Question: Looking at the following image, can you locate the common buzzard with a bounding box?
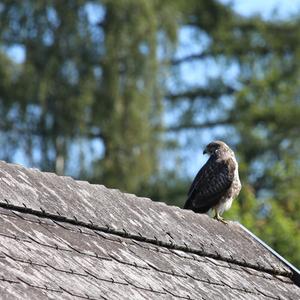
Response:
[184,141,241,223]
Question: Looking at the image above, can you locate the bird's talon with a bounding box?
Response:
[220,219,228,225]
[213,214,228,225]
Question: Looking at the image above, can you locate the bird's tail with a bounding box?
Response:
[183,197,210,213]
[183,198,192,209]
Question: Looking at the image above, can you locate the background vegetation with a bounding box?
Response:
[0,0,299,267]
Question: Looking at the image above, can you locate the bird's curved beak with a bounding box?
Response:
[203,148,207,155]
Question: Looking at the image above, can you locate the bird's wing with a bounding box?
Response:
[184,156,235,212]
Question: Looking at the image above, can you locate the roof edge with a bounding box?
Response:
[237,222,300,287]
[0,200,293,280]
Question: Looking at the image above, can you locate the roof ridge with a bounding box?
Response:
[1,161,171,211]
[0,200,292,280]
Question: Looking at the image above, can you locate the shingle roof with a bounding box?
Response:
[0,160,299,300]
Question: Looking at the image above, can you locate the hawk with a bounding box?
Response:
[184,141,241,224]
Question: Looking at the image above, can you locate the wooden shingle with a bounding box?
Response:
[0,161,299,299]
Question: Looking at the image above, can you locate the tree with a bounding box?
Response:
[90,0,178,191]
[0,1,96,174]
[0,0,178,191]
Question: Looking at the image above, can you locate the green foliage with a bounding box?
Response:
[259,200,300,267]
[0,0,178,185]
[0,1,96,173]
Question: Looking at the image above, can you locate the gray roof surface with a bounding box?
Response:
[0,160,299,299]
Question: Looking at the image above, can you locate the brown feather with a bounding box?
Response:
[184,155,236,213]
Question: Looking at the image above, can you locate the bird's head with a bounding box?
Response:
[203,140,231,156]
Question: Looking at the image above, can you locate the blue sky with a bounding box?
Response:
[220,0,300,19]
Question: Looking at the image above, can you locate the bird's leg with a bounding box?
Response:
[213,209,228,225]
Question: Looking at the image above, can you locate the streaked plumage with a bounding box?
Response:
[184,141,241,223]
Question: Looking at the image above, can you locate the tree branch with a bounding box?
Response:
[171,52,213,65]
[166,119,232,132]
[170,45,274,66]
[166,85,236,101]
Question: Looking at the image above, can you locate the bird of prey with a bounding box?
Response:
[184,141,241,224]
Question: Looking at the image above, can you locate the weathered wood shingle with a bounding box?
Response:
[0,161,299,299]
